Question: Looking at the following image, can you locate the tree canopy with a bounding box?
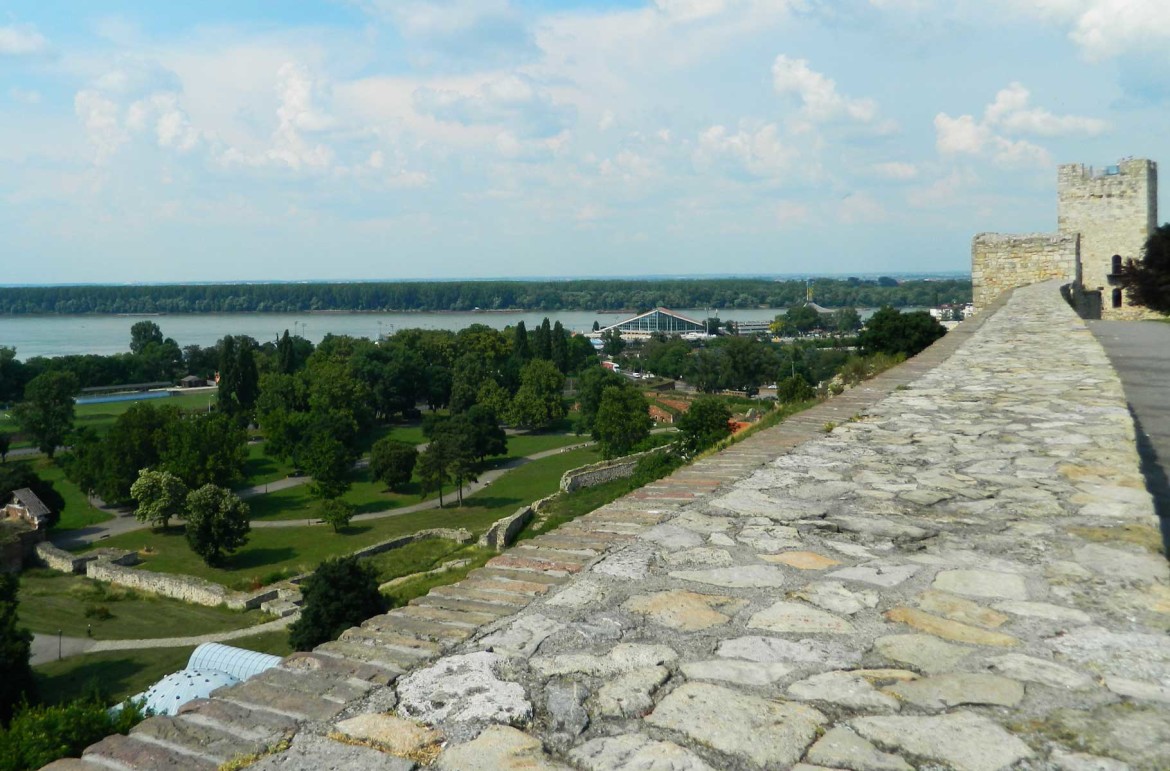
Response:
[288,556,385,651]
[183,484,250,565]
[13,371,77,458]
[0,574,35,725]
[1119,224,1170,314]
[859,307,946,358]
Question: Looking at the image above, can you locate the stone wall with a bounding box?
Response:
[560,449,660,493]
[348,528,473,562]
[971,232,1078,310]
[34,541,90,573]
[1058,159,1157,319]
[85,559,243,607]
[479,507,535,551]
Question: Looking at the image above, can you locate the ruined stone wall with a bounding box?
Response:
[1058,159,1158,319]
[86,559,240,607]
[560,449,661,493]
[34,541,90,573]
[971,232,1078,310]
[347,528,473,561]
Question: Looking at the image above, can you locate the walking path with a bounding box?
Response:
[67,281,1170,770]
[1090,319,1170,553]
[29,615,297,666]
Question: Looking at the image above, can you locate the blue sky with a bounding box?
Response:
[2,0,1167,283]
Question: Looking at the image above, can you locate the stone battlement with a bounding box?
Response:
[52,281,1169,771]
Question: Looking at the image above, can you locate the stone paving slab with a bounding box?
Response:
[57,282,1170,770]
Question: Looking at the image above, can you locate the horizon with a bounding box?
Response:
[3,2,1166,283]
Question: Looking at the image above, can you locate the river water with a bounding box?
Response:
[0,307,812,359]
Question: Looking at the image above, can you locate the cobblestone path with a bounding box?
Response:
[57,282,1170,770]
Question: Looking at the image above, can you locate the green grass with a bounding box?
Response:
[17,569,270,640]
[32,628,293,707]
[17,458,112,532]
[246,465,436,521]
[501,432,588,457]
[36,646,195,706]
[518,475,642,541]
[237,441,297,488]
[83,447,602,590]
[381,548,495,609]
[73,392,216,436]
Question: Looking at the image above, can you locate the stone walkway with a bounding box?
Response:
[53,281,1170,771]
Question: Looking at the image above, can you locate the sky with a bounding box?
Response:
[1,0,1168,284]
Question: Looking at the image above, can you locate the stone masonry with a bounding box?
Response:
[49,281,1170,770]
[971,233,1079,311]
[973,158,1159,320]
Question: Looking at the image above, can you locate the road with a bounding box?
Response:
[1089,319,1170,553]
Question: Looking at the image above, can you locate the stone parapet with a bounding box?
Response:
[53,283,1170,771]
[971,232,1078,310]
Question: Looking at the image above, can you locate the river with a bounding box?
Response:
[0,307,822,359]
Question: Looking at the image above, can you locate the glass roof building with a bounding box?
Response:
[592,308,708,338]
[128,643,283,716]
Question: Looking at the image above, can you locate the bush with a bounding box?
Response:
[630,451,684,486]
[775,375,814,404]
[288,556,385,651]
[82,605,112,621]
[0,698,147,771]
[675,396,732,456]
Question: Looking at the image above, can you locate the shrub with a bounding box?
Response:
[0,698,147,771]
[288,556,385,651]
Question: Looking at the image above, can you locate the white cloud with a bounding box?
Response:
[694,122,793,178]
[934,82,1104,169]
[126,93,201,152]
[0,24,48,56]
[221,62,335,170]
[414,74,574,138]
[775,200,811,226]
[655,0,729,22]
[367,0,535,67]
[9,87,41,104]
[771,55,879,125]
[838,192,886,224]
[598,109,615,131]
[984,82,1107,136]
[74,90,128,164]
[872,161,918,180]
[1018,0,1170,59]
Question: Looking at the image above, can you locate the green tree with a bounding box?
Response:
[782,304,822,335]
[13,371,78,458]
[859,307,946,357]
[676,396,732,456]
[600,328,625,356]
[776,374,815,403]
[183,484,250,565]
[449,353,492,414]
[467,404,507,461]
[509,359,566,429]
[303,428,357,502]
[551,321,569,373]
[0,435,8,464]
[128,320,164,356]
[533,317,553,360]
[129,469,188,529]
[0,697,146,771]
[217,336,260,420]
[432,415,479,506]
[0,573,35,725]
[288,556,385,651]
[417,442,451,507]
[832,307,862,334]
[276,329,297,374]
[369,438,418,491]
[320,498,355,533]
[1118,224,1170,313]
[512,321,531,362]
[593,386,651,458]
[161,413,247,490]
[575,366,626,433]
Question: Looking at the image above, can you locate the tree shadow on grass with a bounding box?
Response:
[451,495,523,510]
[226,547,298,571]
[36,650,189,706]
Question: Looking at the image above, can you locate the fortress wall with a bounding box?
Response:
[971,232,1078,310]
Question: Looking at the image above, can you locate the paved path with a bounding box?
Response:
[29,615,296,666]
[1090,319,1170,552]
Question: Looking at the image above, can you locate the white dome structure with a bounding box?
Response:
[127,643,283,716]
[139,669,240,716]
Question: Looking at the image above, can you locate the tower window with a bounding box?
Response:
[1112,288,1123,308]
[1112,254,1122,274]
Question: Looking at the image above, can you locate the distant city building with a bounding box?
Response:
[588,308,710,340]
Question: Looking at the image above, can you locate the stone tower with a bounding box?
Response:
[1057,159,1158,318]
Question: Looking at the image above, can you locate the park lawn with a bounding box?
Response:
[17,569,270,640]
[246,465,436,522]
[85,446,601,590]
[499,432,587,458]
[238,441,298,489]
[36,646,194,707]
[24,458,112,531]
[33,628,293,707]
[72,391,216,436]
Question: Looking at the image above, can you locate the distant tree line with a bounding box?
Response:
[0,278,971,315]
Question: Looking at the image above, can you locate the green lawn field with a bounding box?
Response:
[83,446,602,590]
[17,569,270,640]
